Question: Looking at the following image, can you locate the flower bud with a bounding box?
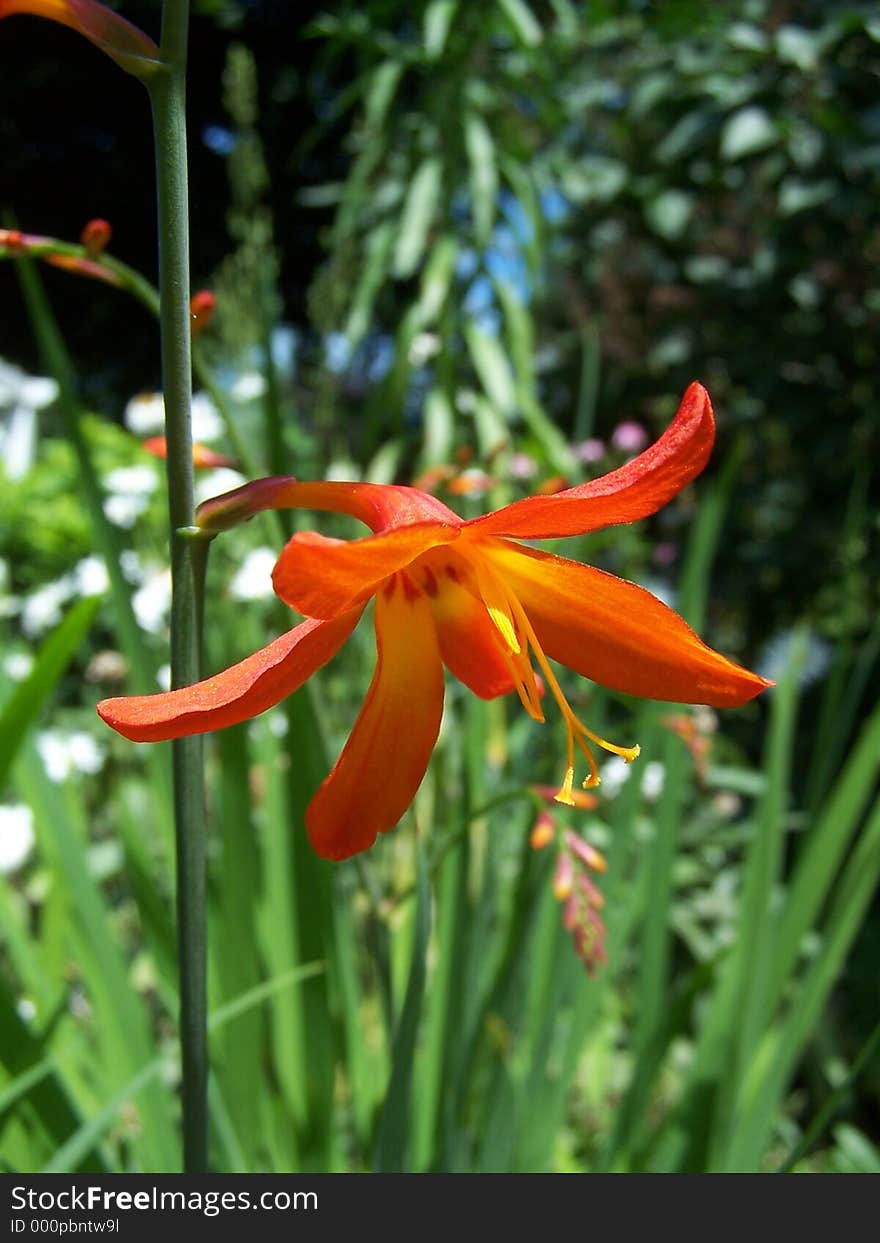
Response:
[529,810,556,851]
[190,290,217,338]
[80,217,111,257]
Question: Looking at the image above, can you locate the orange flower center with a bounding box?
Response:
[406,542,640,804]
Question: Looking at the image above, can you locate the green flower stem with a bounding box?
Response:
[148,0,208,1174]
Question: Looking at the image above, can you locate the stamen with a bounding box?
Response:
[500,647,545,722]
[465,548,640,799]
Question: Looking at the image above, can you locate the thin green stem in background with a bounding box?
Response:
[148,0,209,1174]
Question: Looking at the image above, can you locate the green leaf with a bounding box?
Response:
[645,189,694,240]
[374,842,432,1171]
[0,596,100,793]
[497,0,542,47]
[720,106,778,160]
[393,156,443,279]
[464,112,497,247]
[424,0,458,59]
[465,323,517,416]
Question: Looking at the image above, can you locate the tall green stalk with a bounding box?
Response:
[148,1,209,1173]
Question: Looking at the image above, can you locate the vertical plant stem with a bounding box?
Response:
[148,1,208,1173]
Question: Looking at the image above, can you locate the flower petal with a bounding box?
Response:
[97,610,360,742]
[422,558,515,699]
[272,523,460,619]
[306,576,444,860]
[484,541,770,706]
[197,477,461,535]
[465,382,715,539]
[0,0,160,75]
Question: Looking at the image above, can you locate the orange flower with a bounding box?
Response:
[0,0,159,76]
[97,383,770,861]
[141,436,237,470]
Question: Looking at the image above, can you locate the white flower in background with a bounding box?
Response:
[638,575,677,610]
[757,629,832,688]
[640,761,666,802]
[101,464,159,528]
[16,998,37,1023]
[0,357,60,481]
[231,371,266,402]
[0,804,35,873]
[103,465,159,497]
[124,392,165,436]
[194,467,245,505]
[132,566,172,634]
[119,550,143,584]
[123,390,222,441]
[21,575,76,637]
[191,392,223,441]
[156,664,171,690]
[599,756,665,801]
[230,547,277,601]
[73,556,110,597]
[103,492,150,529]
[37,730,105,783]
[599,755,633,798]
[4,651,34,681]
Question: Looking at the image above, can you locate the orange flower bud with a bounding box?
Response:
[190,290,217,338]
[411,465,456,495]
[553,850,574,901]
[0,228,26,253]
[564,830,607,874]
[536,474,569,496]
[529,810,556,851]
[142,437,236,470]
[81,217,112,257]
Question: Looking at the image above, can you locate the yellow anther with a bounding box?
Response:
[464,547,642,800]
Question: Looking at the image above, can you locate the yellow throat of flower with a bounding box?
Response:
[461,545,640,804]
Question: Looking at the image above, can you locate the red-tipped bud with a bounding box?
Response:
[529,810,556,851]
[411,465,455,495]
[553,850,574,902]
[142,437,237,471]
[0,228,26,253]
[536,474,569,496]
[564,830,607,874]
[190,290,217,338]
[447,470,496,497]
[81,217,112,257]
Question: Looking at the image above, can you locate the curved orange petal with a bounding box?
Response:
[197,477,461,536]
[0,0,160,74]
[419,556,515,699]
[306,576,444,861]
[465,382,715,540]
[97,610,361,742]
[272,523,460,619]
[483,541,770,707]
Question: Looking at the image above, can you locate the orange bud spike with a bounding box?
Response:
[189,290,217,338]
[81,217,112,257]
